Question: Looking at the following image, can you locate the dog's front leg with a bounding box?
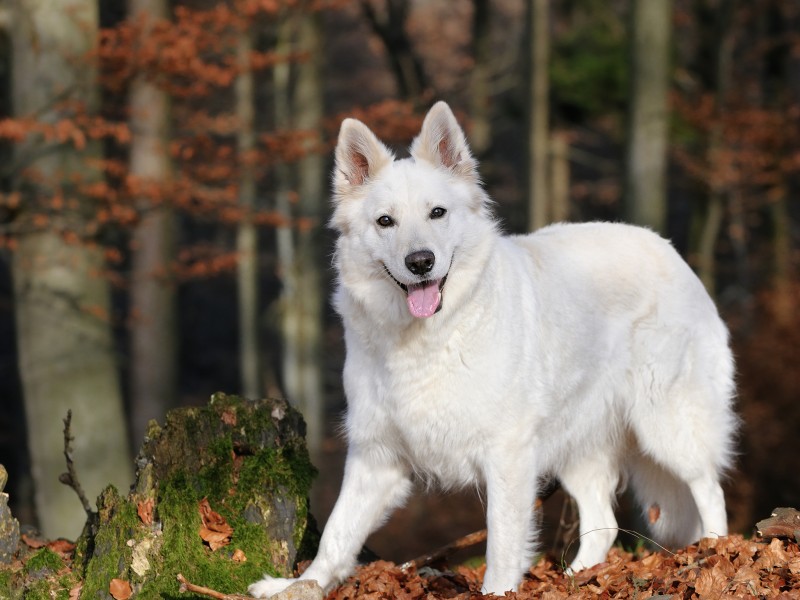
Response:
[249,445,411,598]
[481,450,538,595]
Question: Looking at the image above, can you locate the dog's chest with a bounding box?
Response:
[378,342,489,486]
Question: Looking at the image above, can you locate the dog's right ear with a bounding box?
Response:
[334,118,393,194]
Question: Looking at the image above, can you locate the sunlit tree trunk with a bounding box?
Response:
[623,0,672,233]
[236,27,261,399]
[273,8,325,460]
[290,9,325,460]
[10,0,132,539]
[129,0,178,449]
[527,0,550,232]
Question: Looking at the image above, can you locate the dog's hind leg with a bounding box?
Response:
[560,455,620,571]
[628,453,704,547]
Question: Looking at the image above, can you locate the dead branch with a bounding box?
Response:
[400,482,563,571]
[58,410,94,518]
[400,529,488,572]
[177,574,254,600]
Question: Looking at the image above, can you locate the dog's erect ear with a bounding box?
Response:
[334,118,393,193]
[411,101,477,180]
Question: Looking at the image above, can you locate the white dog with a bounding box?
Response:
[250,102,737,597]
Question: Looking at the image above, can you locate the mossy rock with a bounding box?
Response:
[77,393,319,600]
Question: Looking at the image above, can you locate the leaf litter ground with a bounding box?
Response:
[7,528,799,599]
[321,534,799,600]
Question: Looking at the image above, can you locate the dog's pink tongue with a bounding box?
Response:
[407,280,441,318]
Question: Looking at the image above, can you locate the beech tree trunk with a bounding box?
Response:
[273,8,326,460]
[9,0,133,540]
[623,0,672,233]
[129,0,178,449]
[236,27,262,399]
[527,0,550,232]
[696,0,733,296]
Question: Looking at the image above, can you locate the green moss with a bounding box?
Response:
[0,569,12,599]
[24,548,64,576]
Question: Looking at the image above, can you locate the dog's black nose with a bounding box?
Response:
[405,250,435,275]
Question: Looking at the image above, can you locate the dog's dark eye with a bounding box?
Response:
[430,207,447,219]
[377,215,394,228]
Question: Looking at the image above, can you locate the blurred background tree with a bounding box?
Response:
[0,0,796,555]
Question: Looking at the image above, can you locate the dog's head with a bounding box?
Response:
[331,102,495,321]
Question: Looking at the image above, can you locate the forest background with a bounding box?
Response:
[0,0,797,565]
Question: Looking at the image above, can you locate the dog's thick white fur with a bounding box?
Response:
[250,102,737,597]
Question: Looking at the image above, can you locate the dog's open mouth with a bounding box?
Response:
[385,267,447,319]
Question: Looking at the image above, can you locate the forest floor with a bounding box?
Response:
[10,528,799,599]
[324,533,800,600]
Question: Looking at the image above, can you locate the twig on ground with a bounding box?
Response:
[58,410,94,518]
[401,529,488,571]
[400,482,563,572]
[176,574,254,600]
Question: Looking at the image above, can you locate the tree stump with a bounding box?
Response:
[76,393,319,600]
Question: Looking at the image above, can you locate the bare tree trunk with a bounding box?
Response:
[236,27,261,399]
[527,0,550,232]
[10,0,132,538]
[623,0,672,233]
[549,131,570,223]
[290,9,325,460]
[272,8,325,460]
[696,0,733,296]
[129,0,178,448]
[469,0,491,157]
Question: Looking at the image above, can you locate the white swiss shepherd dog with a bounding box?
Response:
[250,102,737,597]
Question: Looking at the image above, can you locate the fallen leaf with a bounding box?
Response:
[198,498,233,534]
[137,497,154,525]
[109,578,132,600]
[200,527,232,551]
[68,583,82,600]
[220,409,237,426]
[21,533,47,549]
[198,498,233,550]
[47,538,76,556]
[232,548,247,562]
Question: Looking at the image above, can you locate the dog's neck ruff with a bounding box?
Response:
[383,265,448,318]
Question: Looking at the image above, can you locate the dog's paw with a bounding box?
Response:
[247,576,296,599]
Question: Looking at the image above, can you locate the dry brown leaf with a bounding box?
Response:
[199,527,232,551]
[198,498,233,550]
[753,537,791,572]
[232,548,247,562]
[220,409,237,426]
[137,497,154,525]
[21,533,47,549]
[691,564,730,598]
[47,538,76,557]
[198,498,233,534]
[68,583,82,600]
[109,578,132,600]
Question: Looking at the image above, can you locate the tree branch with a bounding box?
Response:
[177,574,255,600]
[58,410,94,518]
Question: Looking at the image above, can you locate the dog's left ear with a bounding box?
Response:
[411,102,477,181]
